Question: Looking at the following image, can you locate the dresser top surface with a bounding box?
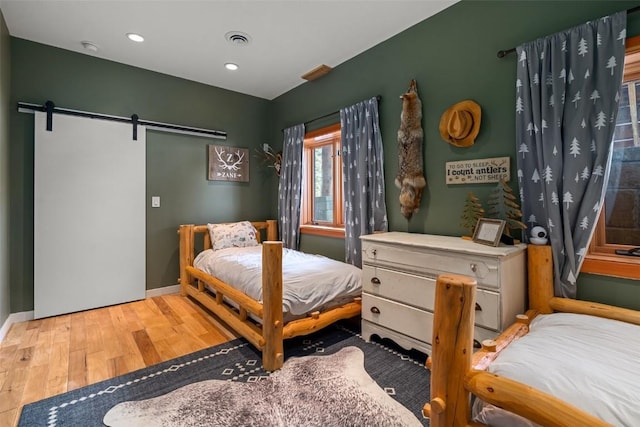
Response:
[360,232,526,257]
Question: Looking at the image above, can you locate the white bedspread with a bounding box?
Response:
[472,312,640,427]
[193,246,361,315]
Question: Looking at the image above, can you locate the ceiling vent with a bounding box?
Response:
[81,41,99,53]
[225,31,251,46]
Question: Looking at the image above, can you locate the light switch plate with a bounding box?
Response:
[151,196,160,208]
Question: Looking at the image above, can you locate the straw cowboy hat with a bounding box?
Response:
[439,100,481,147]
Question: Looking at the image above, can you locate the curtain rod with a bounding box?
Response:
[281,95,381,131]
[496,5,640,58]
[17,101,227,140]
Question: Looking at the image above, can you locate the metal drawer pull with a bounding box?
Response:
[470,263,477,273]
[371,277,381,284]
[370,306,380,314]
[475,303,482,311]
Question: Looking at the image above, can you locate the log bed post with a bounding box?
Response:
[266,219,278,241]
[262,241,284,371]
[528,245,554,314]
[424,274,477,427]
[178,224,195,297]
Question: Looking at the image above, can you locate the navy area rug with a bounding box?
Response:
[19,322,430,426]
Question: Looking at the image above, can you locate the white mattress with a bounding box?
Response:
[472,312,640,427]
[193,246,361,315]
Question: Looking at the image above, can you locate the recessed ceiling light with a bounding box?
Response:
[225,63,239,71]
[126,33,144,43]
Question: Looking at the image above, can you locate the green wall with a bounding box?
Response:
[0,10,10,326]
[9,39,277,312]
[4,0,640,315]
[271,0,640,309]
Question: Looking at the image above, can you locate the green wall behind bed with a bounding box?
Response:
[5,0,640,315]
[8,38,276,312]
[270,0,640,308]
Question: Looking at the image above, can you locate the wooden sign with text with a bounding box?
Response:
[445,156,510,184]
[208,145,249,182]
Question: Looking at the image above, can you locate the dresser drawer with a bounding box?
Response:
[362,294,433,344]
[362,265,435,310]
[475,289,500,331]
[362,241,500,289]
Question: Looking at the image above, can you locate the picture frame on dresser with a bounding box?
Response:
[472,218,505,247]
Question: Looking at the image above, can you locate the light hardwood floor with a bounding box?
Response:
[0,294,238,427]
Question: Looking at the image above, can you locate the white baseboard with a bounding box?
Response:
[0,285,180,343]
[145,284,180,298]
[0,310,35,343]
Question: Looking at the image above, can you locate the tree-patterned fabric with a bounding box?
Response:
[278,124,305,250]
[515,11,626,298]
[340,97,388,267]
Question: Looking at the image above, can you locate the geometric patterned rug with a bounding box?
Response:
[18,322,430,426]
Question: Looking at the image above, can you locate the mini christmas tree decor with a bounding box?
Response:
[460,192,484,237]
[486,179,527,237]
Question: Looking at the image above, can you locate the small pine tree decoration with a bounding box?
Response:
[486,179,527,236]
[460,192,484,237]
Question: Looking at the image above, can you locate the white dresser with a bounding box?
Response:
[360,232,526,354]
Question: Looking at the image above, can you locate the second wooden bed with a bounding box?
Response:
[425,245,640,427]
[178,220,362,371]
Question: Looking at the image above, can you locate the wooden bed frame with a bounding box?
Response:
[178,220,362,371]
[425,245,640,427]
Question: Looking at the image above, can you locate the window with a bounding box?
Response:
[300,124,344,238]
[582,35,640,279]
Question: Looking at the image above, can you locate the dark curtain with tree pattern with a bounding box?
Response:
[277,124,305,249]
[515,12,626,298]
[340,97,388,267]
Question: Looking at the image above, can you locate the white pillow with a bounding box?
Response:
[207,221,259,251]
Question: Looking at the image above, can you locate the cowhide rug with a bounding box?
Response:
[103,346,422,427]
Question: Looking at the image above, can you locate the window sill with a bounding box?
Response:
[581,254,640,280]
[300,224,345,239]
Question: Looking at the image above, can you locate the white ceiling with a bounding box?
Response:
[0,0,458,100]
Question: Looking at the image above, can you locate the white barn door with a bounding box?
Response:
[34,112,146,319]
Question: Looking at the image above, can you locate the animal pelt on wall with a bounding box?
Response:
[395,79,426,220]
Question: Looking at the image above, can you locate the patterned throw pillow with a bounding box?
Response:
[207,221,259,251]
